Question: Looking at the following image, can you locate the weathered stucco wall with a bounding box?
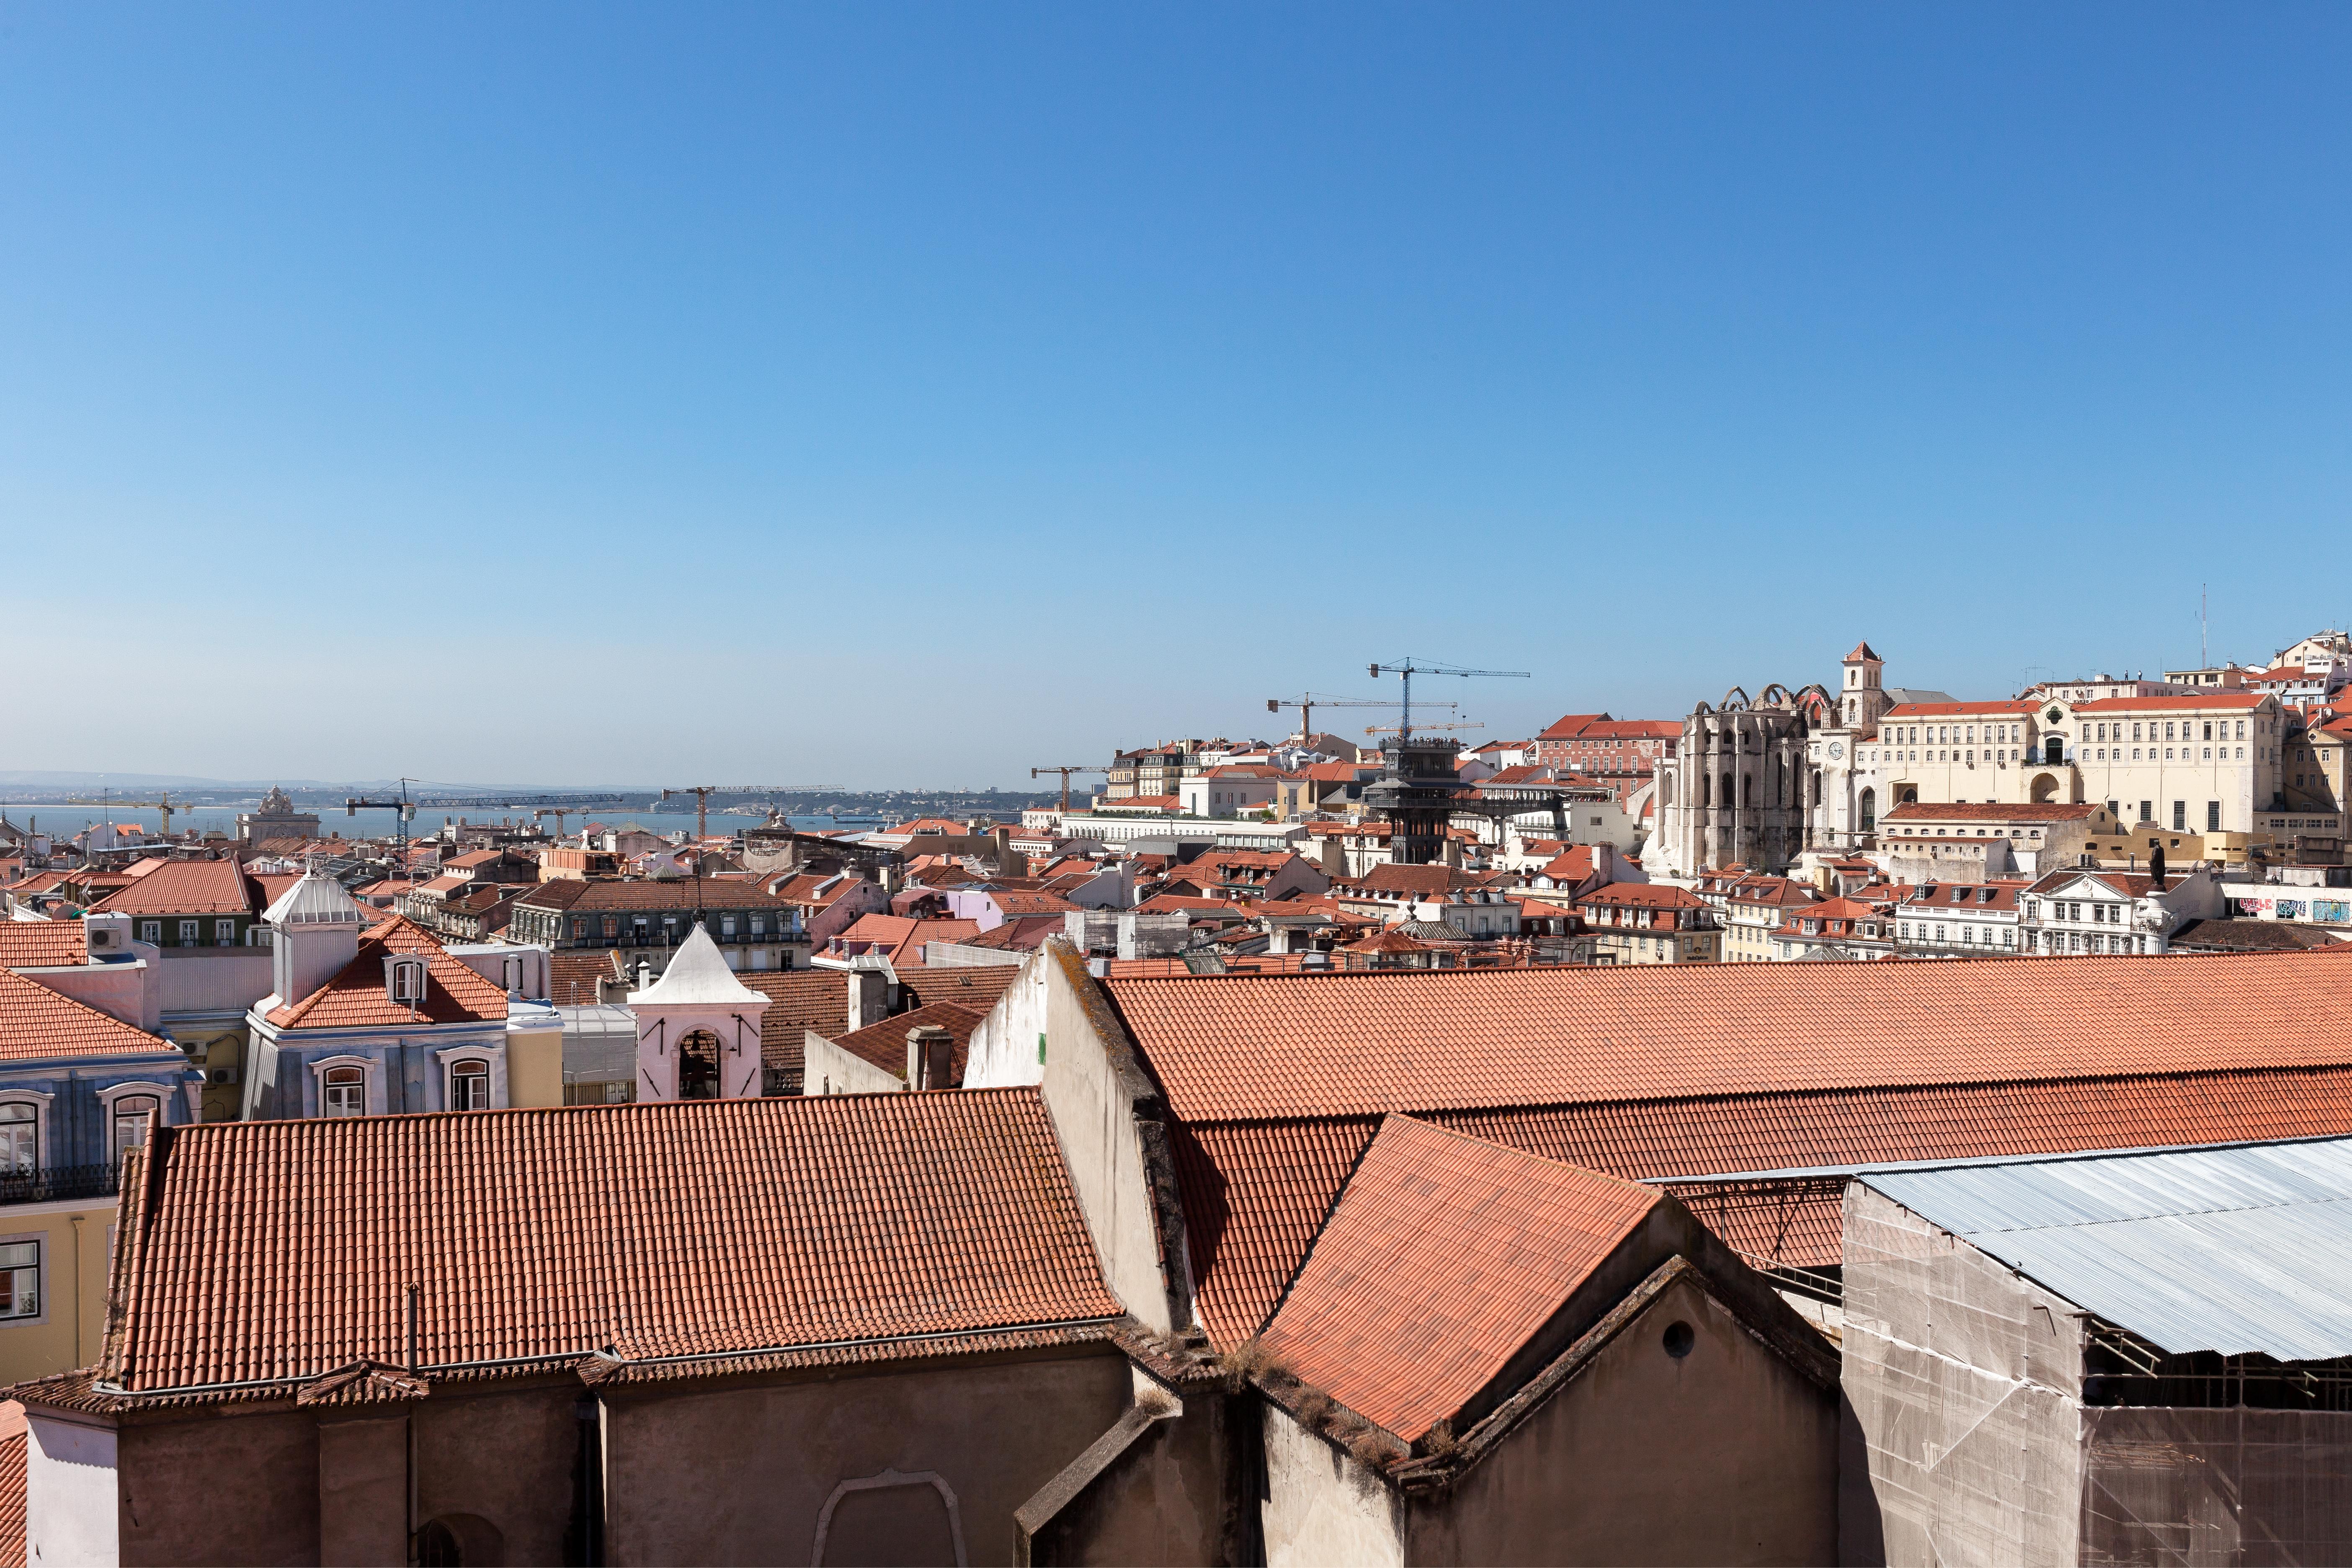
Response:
[1407,1272,1837,1566]
[117,1407,321,1567]
[1029,944,1182,1332]
[802,1027,908,1096]
[1261,1402,1403,1568]
[0,1200,116,1387]
[1840,1183,2084,1568]
[962,946,1055,1090]
[1017,1371,1241,1567]
[601,1347,1131,1567]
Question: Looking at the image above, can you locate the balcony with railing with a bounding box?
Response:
[0,1163,121,1208]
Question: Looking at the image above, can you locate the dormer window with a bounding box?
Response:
[387,957,428,1005]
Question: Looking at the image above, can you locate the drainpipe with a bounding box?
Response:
[69,1215,84,1367]
[407,1284,420,1564]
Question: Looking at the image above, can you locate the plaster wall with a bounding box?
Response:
[115,1407,320,1567]
[1021,1377,1239,1567]
[0,1201,115,1385]
[802,1029,907,1096]
[601,1349,1130,1567]
[1839,1184,2084,1568]
[1261,1403,1403,1568]
[153,947,274,1018]
[27,1413,119,1567]
[15,958,159,1032]
[955,946,1053,1091]
[1405,1274,1837,1566]
[1031,945,1179,1331]
[316,1414,406,1566]
[504,1024,565,1109]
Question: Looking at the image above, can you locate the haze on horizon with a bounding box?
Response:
[6,5,2346,789]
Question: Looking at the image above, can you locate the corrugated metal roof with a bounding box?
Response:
[1864,1136,2352,1362]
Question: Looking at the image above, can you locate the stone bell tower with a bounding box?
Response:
[1839,642,1891,733]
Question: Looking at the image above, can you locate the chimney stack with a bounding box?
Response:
[906,1025,955,1091]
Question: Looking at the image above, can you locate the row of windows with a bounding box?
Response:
[1898,923,2016,946]
[136,919,243,946]
[2086,747,2244,763]
[567,913,786,941]
[321,1060,488,1115]
[0,1096,157,1175]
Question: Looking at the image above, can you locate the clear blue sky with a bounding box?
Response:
[6,5,2347,789]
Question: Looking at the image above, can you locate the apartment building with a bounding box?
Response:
[1893,880,2027,957]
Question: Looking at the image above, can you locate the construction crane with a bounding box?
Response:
[661,786,844,839]
[343,779,424,865]
[1266,692,1452,742]
[1367,658,1531,740]
[64,788,186,837]
[1030,766,1109,813]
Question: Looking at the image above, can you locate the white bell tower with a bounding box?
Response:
[627,925,769,1101]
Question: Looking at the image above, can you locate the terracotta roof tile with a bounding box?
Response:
[0,924,87,969]
[104,1090,1120,1395]
[821,1002,987,1084]
[265,917,509,1030]
[899,964,1023,1014]
[1883,802,2098,823]
[732,970,852,1078]
[86,859,254,917]
[1260,1117,1656,1441]
[0,1409,19,1568]
[0,968,176,1062]
[1172,1066,2352,1344]
[1104,952,2352,1124]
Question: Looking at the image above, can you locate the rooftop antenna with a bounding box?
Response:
[2201,584,2208,669]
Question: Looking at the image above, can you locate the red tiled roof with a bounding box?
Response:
[0,1403,19,1568]
[1169,1063,2352,1344]
[1536,714,1611,740]
[102,1090,1122,1394]
[87,859,253,917]
[548,952,622,1006]
[1845,641,1881,663]
[736,970,851,1076]
[834,914,983,965]
[1883,700,2039,718]
[821,1002,987,1084]
[988,891,1079,917]
[1337,864,1473,897]
[265,917,509,1029]
[1105,949,2352,1125]
[0,924,87,969]
[0,968,175,1062]
[1261,1117,1656,1441]
[1576,882,1708,911]
[1883,802,2096,823]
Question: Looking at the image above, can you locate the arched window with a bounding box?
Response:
[111,1095,158,1166]
[324,1066,365,1118]
[449,1060,490,1112]
[1859,787,1877,832]
[678,1031,723,1100]
[0,1105,34,1177]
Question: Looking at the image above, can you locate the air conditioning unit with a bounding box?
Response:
[209,1067,240,1086]
[88,928,117,952]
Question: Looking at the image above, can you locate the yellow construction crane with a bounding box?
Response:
[65,788,186,836]
[661,785,843,839]
[1029,766,1109,813]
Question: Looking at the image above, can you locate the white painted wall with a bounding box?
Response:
[1261,1403,1403,1568]
[27,1412,118,1565]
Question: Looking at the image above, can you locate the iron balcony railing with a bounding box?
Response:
[0,1163,121,1207]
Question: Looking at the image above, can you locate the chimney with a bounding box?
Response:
[847,965,890,1032]
[1442,836,1463,869]
[635,959,652,992]
[906,1025,955,1091]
